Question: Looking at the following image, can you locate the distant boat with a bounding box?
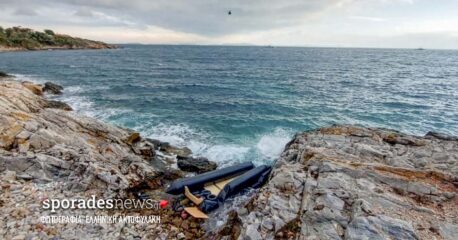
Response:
[415,48,425,50]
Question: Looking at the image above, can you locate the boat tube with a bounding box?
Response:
[217,165,272,202]
[166,162,255,195]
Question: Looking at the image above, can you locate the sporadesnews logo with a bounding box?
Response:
[42,195,168,212]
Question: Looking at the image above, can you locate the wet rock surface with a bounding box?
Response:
[43,82,64,95]
[227,125,457,240]
[44,100,72,111]
[177,156,217,173]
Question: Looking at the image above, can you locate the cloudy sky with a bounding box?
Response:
[1,0,457,49]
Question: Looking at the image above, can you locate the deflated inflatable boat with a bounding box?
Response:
[166,162,272,215]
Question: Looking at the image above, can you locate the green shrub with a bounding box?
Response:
[44,29,55,35]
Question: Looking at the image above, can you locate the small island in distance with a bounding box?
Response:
[0,26,115,51]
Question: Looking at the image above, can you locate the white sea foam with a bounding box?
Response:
[255,128,292,161]
[58,95,95,114]
[12,73,48,84]
[143,123,292,166]
[144,123,205,147]
[64,86,84,94]
[200,145,251,167]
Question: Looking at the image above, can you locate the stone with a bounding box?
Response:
[425,131,458,141]
[346,216,418,240]
[177,156,217,173]
[29,134,55,150]
[0,124,23,150]
[245,224,262,240]
[176,233,186,239]
[17,141,30,153]
[160,144,192,158]
[21,82,43,95]
[43,82,63,94]
[125,132,141,145]
[45,100,72,111]
[437,222,458,240]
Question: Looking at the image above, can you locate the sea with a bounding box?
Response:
[1,45,457,166]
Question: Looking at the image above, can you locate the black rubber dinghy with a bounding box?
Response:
[217,165,272,202]
[166,162,255,195]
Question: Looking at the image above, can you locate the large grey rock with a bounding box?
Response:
[177,156,217,173]
[226,125,457,240]
[346,216,419,240]
[45,100,72,111]
[43,81,63,94]
[437,222,458,240]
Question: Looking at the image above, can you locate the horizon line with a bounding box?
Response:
[112,43,458,51]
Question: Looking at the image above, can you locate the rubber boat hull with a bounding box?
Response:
[217,165,272,202]
[166,162,255,195]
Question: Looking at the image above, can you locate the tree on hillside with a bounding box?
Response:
[44,29,55,35]
[5,28,13,38]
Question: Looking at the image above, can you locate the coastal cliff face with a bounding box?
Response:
[230,126,457,240]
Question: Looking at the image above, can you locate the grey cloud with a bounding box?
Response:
[0,0,347,35]
[74,8,93,17]
[14,8,38,16]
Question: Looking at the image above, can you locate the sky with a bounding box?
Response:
[1,0,458,49]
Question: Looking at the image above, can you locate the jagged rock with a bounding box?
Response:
[21,81,43,95]
[216,211,242,239]
[346,215,419,240]
[0,156,51,182]
[145,138,163,149]
[125,132,141,145]
[45,100,72,111]
[132,141,156,158]
[437,222,458,240]
[177,156,217,173]
[233,125,457,240]
[160,144,192,158]
[425,131,458,141]
[43,82,63,94]
[245,225,262,240]
[0,124,23,150]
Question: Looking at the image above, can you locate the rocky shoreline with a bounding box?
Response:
[0,76,213,239]
[0,75,457,239]
[229,126,457,240]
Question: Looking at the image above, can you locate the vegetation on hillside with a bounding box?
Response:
[0,26,114,50]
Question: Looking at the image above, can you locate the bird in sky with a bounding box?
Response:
[228,10,232,15]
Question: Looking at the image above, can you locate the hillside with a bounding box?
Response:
[0,26,115,51]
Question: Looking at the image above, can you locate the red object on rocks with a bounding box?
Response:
[160,200,168,208]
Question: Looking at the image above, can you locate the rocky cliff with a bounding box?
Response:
[223,126,457,240]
